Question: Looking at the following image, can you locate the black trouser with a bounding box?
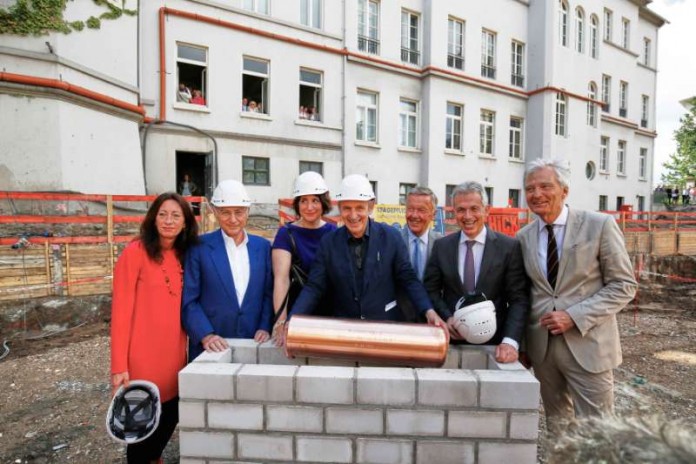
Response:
[127,397,178,464]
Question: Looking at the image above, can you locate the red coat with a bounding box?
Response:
[111,241,187,402]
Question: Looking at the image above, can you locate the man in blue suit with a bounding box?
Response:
[183,180,273,360]
[290,175,446,328]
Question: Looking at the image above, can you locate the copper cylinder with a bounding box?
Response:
[285,315,449,368]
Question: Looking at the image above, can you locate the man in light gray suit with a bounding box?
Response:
[517,159,637,428]
[398,186,442,322]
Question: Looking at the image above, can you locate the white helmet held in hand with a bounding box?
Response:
[106,380,161,444]
[293,171,329,198]
[335,174,375,201]
[211,180,252,207]
[452,297,497,344]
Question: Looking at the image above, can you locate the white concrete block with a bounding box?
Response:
[237,433,294,461]
[267,405,323,433]
[476,369,540,409]
[236,364,298,402]
[478,442,537,464]
[258,340,305,365]
[208,403,263,430]
[192,347,232,363]
[386,409,444,436]
[227,338,258,364]
[326,407,383,435]
[179,400,205,428]
[296,436,353,463]
[416,369,477,406]
[180,431,234,458]
[510,412,540,440]
[356,438,413,464]
[357,367,415,405]
[487,354,527,371]
[179,363,241,400]
[448,411,506,438]
[416,440,474,464]
[457,346,488,369]
[179,459,206,464]
[296,366,355,404]
[442,348,460,369]
[308,357,358,367]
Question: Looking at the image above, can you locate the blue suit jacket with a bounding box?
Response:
[182,230,273,360]
[291,220,432,321]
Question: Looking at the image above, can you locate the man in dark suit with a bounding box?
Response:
[424,181,529,363]
[291,175,446,328]
[398,186,442,322]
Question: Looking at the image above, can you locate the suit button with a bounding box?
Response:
[354,297,358,302]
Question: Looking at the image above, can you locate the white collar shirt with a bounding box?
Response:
[536,205,569,277]
[221,229,250,306]
[458,227,487,286]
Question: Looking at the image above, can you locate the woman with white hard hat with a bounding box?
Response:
[271,171,336,345]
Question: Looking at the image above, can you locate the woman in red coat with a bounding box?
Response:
[111,192,198,463]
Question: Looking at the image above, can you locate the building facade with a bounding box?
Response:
[0,0,664,211]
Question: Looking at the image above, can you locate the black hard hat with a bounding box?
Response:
[106,380,161,444]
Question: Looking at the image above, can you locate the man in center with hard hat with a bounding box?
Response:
[290,174,447,328]
[182,180,273,361]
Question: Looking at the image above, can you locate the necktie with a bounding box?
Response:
[412,238,422,280]
[546,224,558,289]
[463,240,476,294]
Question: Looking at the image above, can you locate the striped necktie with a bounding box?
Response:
[546,224,558,289]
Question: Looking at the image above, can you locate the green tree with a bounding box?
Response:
[662,105,696,188]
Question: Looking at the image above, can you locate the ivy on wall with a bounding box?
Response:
[0,0,136,36]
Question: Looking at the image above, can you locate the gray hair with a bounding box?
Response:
[451,181,488,207]
[406,186,438,207]
[524,158,571,189]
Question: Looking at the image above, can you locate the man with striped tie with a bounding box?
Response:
[517,158,637,431]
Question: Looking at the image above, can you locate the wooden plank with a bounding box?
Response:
[651,231,676,256]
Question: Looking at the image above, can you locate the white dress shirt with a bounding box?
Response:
[536,205,569,276]
[407,228,430,277]
[221,229,250,306]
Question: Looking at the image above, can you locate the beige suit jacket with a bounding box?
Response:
[517,209,637,373]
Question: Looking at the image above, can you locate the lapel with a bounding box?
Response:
[557,208,582,286]
[477,227,497,291]
[525,219,551,291]
[209,230,240,306]
[243,235,259,308]
[426,230,437,261]
[362,220,381,294]
[446,232,464,293]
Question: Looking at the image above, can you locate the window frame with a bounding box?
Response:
[299,68,323,122]
[587,82,597,127]
[242,56,271,115]
[641,95,649,128]
[479,109,496,156]
[619,81,628,117]
[599,195,608,211]
[559,0,569,47]
[357,0,380,54]
[400,9,421,65]
[481,29,497,79]
[243,0,269,15]
[356,90,379,143]
[445,102,463,152]
[575,7,585,53]
[590,15,599,58]
[555,92,567,137]
[176,43,209,106]
[638,148,647,180]
[509,116,524,160]
[299,160,323,175]
[603,8,613,42]
[447,17,465,70]
[617,140,626,176]
[643,37,651,66]
[600,136,609,172]
[398,183,417,205]
[242,156,270,186]
[301,0,322,29]
[622,17,630,49]
[511,40,525,87]
[398,98,419,149]
[601,74,611,113]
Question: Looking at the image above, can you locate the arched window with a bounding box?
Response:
[575,8,585,53]
[559,1,568,47]
[590,15,599,58]
[555,92,567,136]
[587,82,597,127]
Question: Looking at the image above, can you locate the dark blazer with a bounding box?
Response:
[291,220,432,321]
[397,227,442,322]
[182,230,273,360]
[423,227,529,345]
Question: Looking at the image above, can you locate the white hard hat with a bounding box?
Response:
[211,180,252,207]
[452,298,497,344]
[106,380,161,444]
[293,171,329,198]
[335,174,375,201]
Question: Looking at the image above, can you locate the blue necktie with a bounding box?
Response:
[412,238,423,280]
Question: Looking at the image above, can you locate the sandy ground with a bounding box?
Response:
[0,298,694,463]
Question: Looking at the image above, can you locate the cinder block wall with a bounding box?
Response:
[178,340,540,464]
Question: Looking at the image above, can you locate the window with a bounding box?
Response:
[603,9,613,42]
[601,74,611,113]
[600,136,609,172]
[176,43,208,105]
[445,184,457,207]
[587,82,597,127]
[357,0,379,54]
[401,10,420,65]
[639,148,647,180]
[299,68,322,121]
[299,161,323,175]
[243,57,270,114]
[301,0,321,28]
[509,117,523,160]
[637,195,645,212]
[555,92,567,136]
[448,18,465,70]
[622,18,630,49]
[643,38,651,66]
[356,90,378,142]
[479,110,495,155]
[445,103,463,152]
[399,99,418,148]
[617,140,626,175]
[508,189,520,208]
[616,196,624,210]
[369,180,378,201]
[399,183,416,205]
[599,195,608,211]
[586,161,596,180]
[559,1,568,47]
[619,81,628,118]
[484,187,494,206]
[641,95,649,128]
[590,15,599,58]
[481,29,496,79]
[243,0,269,15]
[575,7,585,53]
[242,156,269,185]
[511,40,524,87]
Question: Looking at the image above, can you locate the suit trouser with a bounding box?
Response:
[533,335,614,429]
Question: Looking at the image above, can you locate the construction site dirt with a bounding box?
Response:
[0,280,694,463]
